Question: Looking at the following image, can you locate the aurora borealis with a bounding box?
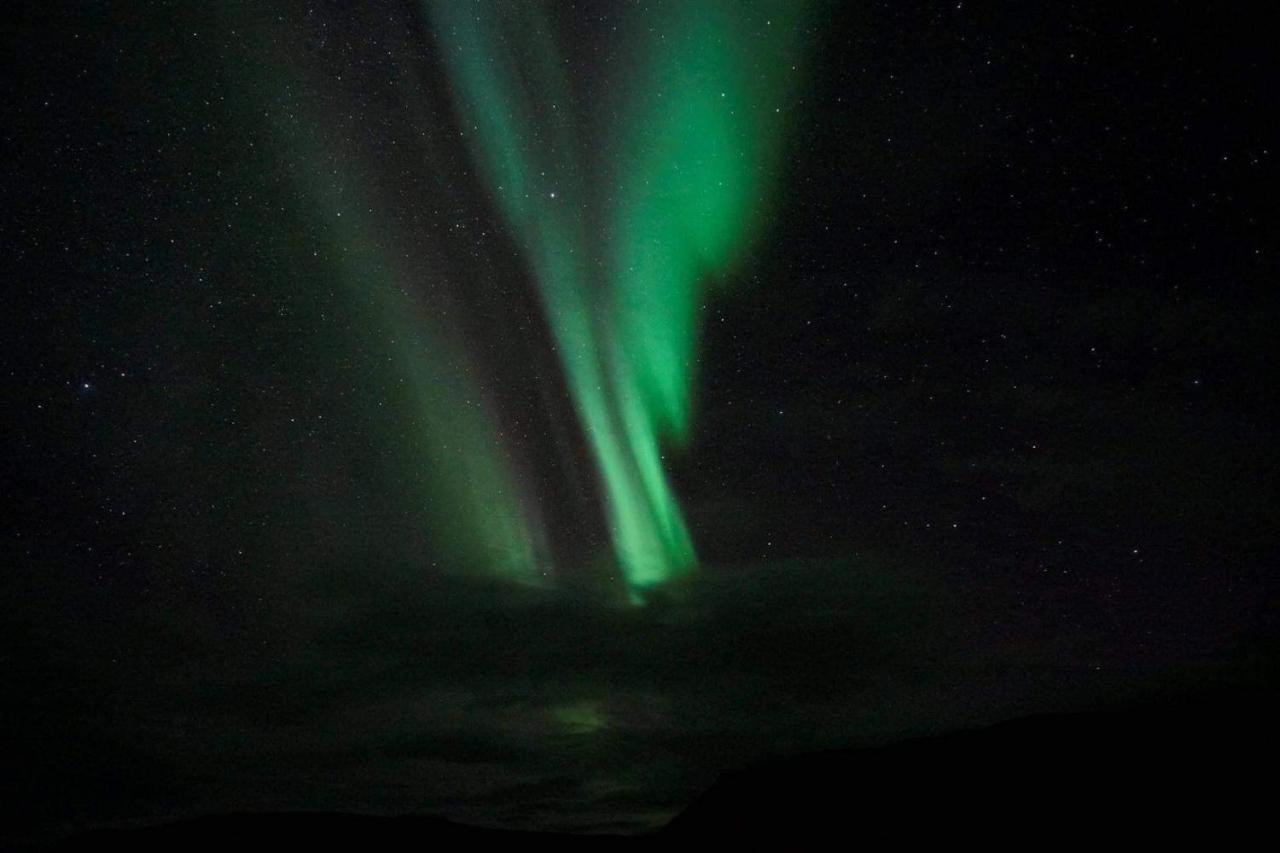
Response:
[6,0,1277,842]
[216,0,813,597]
[428,0,809,592]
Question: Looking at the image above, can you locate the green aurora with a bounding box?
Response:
[428,1,810,595]
[220,10,552,588]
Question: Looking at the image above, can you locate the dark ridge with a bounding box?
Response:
[46,812,634,851]
[33,687,1275,849]
[661,687,1277,844]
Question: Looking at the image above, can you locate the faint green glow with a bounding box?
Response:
[227,16,548,587]
[550,700,608,736]
[429,1,809,595]
[327,196,548,587]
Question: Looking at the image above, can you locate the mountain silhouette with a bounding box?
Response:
[38,687,1274,849]
[662,687,1276,844]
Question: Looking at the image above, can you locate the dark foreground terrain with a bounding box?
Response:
[30,686,1274,849]
[662,686,1277,845]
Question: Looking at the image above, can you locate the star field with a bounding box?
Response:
[2,0,1276,841]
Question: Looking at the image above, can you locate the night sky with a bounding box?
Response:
[4,0,1276,840]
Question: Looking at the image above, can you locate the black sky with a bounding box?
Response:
[3,0,1277,840]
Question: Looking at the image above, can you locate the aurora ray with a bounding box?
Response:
[428,0,810,594]
[222,10,552,587]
